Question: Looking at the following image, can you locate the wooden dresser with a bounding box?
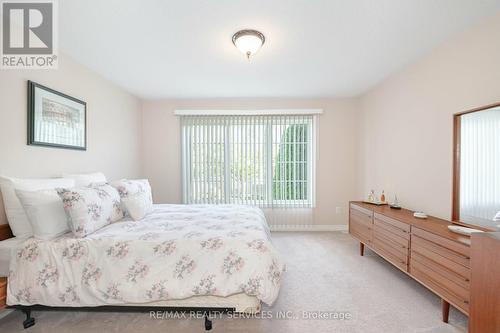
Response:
[469,232,500,333]
[349,201,471,322]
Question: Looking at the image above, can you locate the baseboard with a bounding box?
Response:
[270,224,348,232]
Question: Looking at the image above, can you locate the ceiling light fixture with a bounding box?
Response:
[232,29,265,59]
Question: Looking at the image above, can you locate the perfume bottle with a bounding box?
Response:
[390,195,401,209]
[380,190,386,203]
[368,190,375,202]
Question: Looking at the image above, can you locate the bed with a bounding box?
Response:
[1,204,285,329]
[0,237,24,277]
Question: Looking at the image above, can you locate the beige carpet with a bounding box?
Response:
[0,232,468,333]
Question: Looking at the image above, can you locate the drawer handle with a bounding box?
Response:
[465,278,470,282]
[464,300,469,304]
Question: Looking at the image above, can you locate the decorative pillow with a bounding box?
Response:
[110,179,153,220]
[0,176,75,237]
[57,183,124,238]
[121,191,153,221]
[62,172,107,187]
[16,189,70,240]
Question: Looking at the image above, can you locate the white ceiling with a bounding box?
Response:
[59,0,500,100]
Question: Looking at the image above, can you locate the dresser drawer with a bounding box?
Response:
[373,232,408,264]
[349,204,373,245]
[350,203,373,217]
[350,220,372,245]
[411,241,470,279]
[411,258,469,301]
[411,260,469,314]
[412,227,470,259]
[374,213,410,233]
[350,208,373,228]
[372,240,407,272]
[411,251,469,289]
[412,232,470,267]
[373,218,410,245]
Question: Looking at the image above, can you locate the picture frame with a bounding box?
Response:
[27,80,87,150]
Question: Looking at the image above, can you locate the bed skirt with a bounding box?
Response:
[108,293,261,313]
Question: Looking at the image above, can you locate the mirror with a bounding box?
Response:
[453,103,500,230]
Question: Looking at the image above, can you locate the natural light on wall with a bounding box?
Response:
[177,111,320,228]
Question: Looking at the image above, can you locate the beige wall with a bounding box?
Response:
[0,53,142,224]
[358,12,500,220]
[142,99,360,226]
[3,11,498,228]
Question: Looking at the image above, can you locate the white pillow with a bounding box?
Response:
[0,176,75,237]
[62,172,107,187]
[16,189,70,240]
[57,183,124,238]
[121,191,153,221]
[110,179,153,220]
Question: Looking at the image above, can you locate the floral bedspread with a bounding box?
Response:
[7,205,285,307]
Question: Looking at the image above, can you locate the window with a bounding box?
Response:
[180,114,316,208]
[453,104,500,229]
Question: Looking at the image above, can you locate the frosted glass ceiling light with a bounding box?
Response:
[232,30,265,59]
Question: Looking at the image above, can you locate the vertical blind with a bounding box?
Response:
[460,107,500,223]
[181,115,315,208]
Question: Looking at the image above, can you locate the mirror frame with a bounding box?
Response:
[452,102,500,231]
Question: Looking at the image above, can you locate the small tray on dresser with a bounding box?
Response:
[362,200,388,206]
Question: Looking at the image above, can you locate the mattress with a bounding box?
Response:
[0,237,25,277]
[8,204,285,307]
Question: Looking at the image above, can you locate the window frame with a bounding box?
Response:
[452,102,500,231]
[181,114,317,208]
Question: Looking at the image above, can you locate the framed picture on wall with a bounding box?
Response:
[27,81,87,150]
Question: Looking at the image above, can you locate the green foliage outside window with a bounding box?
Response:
[272,124,308,200]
